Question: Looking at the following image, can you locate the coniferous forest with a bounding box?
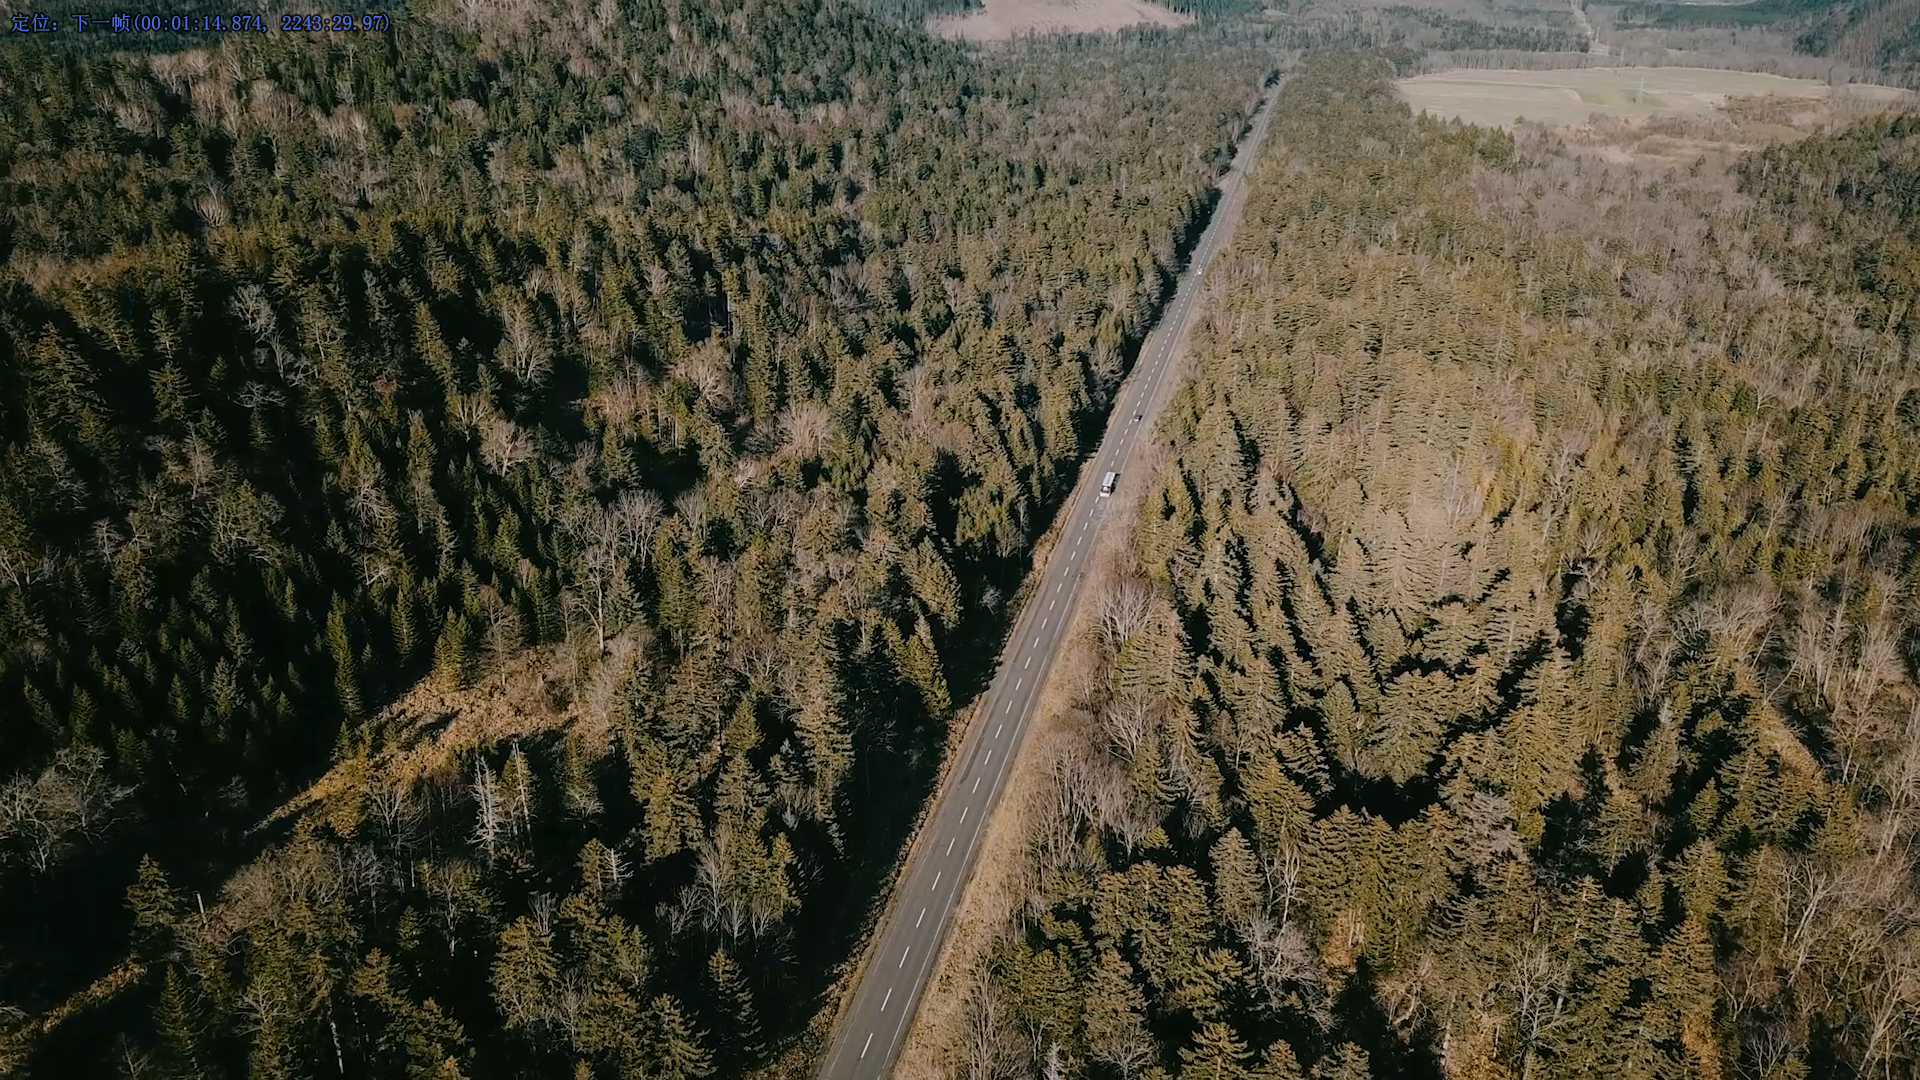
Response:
[7,0,1920,1076]
[971,51,1920,1080]
[0,2,1279,1074]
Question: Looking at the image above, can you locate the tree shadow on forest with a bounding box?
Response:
[1329,963,1444,1080]
[17,788,310,1069]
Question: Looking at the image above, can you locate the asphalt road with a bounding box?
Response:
[817,82,1280,1080]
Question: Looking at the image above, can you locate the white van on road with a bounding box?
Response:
[1100,471,1118,497]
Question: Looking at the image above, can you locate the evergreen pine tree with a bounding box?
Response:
[707,949,763,1061]
[646,996,714,1080]
[433,612,471,690]
[126,855,184,962]
[1181,1022,1253,1080]
[1311,1044,1371,1080]
[558,732,603,819]
[1082,947,1153,1074]
[328,598,363,720]
[1210,828,1260,932]
[153,966,203,1080]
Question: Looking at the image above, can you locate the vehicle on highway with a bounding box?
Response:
[1101,471,1118,496]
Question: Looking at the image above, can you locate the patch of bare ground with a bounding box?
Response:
[895,388,1186,1076]
[1398,66,1913,133]
[1400,67,1915,168]
[258,631,640,837]
[929,0,1189,43]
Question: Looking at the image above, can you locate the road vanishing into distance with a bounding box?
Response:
[817,81,1281,1080]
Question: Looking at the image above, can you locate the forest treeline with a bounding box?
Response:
[0,2,1277,1074]
[1793,0,1920,79]
[969,52,1920,1079]
[1617,0,1920,81]
[1381,9,1581,55]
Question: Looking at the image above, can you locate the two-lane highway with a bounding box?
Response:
[818,81,1281,1080]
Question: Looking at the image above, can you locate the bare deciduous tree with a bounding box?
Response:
[0,747,132,873]
[471,762,503,864]
[1098,691,1154,762]
[1506,941,1572,1080]
[478,414,536,477]
[1096,575,1154,653]
[498,297,550,387]
[964,967,1020,1080]
[561,501,637,656]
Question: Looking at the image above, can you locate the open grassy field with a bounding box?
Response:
[1397,66,1912,129]
[929,0,1189,41]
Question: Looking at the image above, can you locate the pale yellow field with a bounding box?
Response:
[1397,67,1913,130]
[929,0,1189,42]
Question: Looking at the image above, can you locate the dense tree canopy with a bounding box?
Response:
[0,3,1274,1074]
[976,51,1920,1080]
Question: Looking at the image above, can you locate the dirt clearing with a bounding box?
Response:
[1397,66,1912,130]
[930,0,1189,42]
